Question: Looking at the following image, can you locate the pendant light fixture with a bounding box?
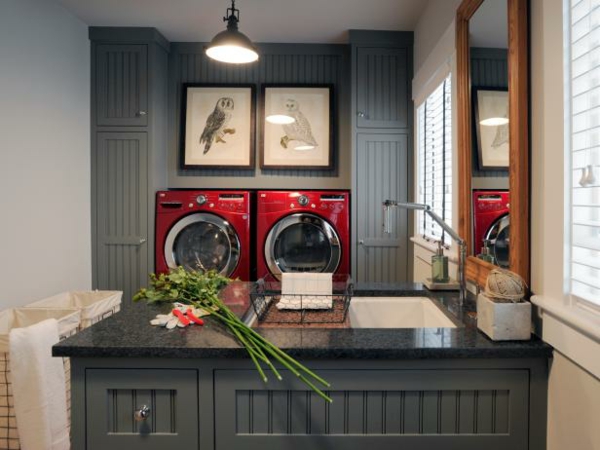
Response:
[205,0,259,64]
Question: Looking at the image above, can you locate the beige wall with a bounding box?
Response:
[413,0,462,76]
[530,0,600,448]
[0,0,91,308]
[548,353,600,449]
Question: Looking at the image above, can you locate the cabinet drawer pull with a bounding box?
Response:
[138,110,147,116]
[134,405,151,421]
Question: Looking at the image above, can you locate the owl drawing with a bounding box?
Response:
[490,120,509,149]
[280,99,318,149]
[199,97,235,154]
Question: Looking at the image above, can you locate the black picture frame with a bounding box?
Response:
[260,84,334,170]
[473,87,510,170]
[180,83,256,170]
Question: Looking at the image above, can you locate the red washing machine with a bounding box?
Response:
[155,190,251,280]
[473,190,510,268]
[256,190,350,280]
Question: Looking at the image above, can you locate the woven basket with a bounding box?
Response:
[0,308,80,450]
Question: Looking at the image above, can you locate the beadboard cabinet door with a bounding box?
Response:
[94,132,149,303]
[85,369,198,450]
[95,44,148,127]
[355,133,409,282]
[356,47,409,129]
[214,368,529,450]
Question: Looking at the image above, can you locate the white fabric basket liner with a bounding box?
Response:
[0,308,81,353]
[26,290,122,325]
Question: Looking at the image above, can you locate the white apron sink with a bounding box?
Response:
[349,297,458,328]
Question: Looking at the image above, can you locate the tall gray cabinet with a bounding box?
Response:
[350,31,413,283]
[90,28,169,307]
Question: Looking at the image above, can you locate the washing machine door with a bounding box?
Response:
[164,213,240,276]
[485,214,510,269]
[265,213,341,278]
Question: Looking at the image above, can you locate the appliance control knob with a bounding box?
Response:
[298,195,309,206]
[196,194,207,205]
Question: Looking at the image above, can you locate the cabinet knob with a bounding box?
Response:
[357,111,366,118]
[138,110,147,116]
[359,239,364,245]
[134,405,151,421]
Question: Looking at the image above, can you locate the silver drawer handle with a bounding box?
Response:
[134,405,150,421]
[357,111,366,118]
[138,110,147,116]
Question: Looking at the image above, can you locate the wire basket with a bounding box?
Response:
[250,274,353,325]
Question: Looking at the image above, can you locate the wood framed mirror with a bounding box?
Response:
[456,0,529,286]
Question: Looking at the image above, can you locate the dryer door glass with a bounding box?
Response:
[485,215,510,269]
[164,213,240,276]
[265,213,341,277]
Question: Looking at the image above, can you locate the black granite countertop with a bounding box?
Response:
[52,282,552,359]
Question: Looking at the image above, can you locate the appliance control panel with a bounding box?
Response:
[258,191,349,213]
[156,191,249,213]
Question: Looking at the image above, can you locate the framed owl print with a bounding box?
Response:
[473,87,510,170]
[181,84,255,169]
[260,85,334,170]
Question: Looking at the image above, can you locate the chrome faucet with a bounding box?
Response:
[383,200,467,305]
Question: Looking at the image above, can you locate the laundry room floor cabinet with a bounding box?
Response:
[54,287,551,450]
[90,28,169,306]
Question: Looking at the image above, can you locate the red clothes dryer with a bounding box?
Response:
[155,190,251,280]
[473,190,510,268]
[256,190,350,280]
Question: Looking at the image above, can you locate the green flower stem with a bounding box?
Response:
[245,334,332,403]
[226,318,331,388]
[228,325,269,382]
[205,308,286,381]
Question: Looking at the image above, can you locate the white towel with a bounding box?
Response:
[9,319,70,450]
[277,273,333,310]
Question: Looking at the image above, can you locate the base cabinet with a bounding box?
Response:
[85,369,198,449]
[71,358,547,450]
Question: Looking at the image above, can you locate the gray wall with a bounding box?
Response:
[470,47,509,188]
[167,43,350,189]
[0,0,91,308]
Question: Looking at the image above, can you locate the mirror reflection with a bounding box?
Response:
[468,0,510,268]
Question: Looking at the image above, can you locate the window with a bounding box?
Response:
[417,75,452,244]
[566,0,600,308]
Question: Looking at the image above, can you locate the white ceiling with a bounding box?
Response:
[55,0,429,44]
[469,0,508,48]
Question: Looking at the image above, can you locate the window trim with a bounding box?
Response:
[416,74,453,246]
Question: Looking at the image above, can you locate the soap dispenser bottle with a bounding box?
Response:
[477,240,496,264]
[431,241,450,283]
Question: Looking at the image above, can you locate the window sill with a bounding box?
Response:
[410,236,458,263]
[531,295,600,379]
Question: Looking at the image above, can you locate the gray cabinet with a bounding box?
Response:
[85,369,198,449]
[95,44,148,126]
[214,368,529,450]
[94,132,149,300]
[356,47,409,129]
[70,357,547,450]
[350,31,413,282]
[90,28,169,306]
[355,134,409,282]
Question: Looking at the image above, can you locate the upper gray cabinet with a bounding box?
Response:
[95,44,148,126]
[356,47,409,129]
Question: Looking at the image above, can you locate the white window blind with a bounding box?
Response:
[417,75,452,244]
[567,0,600,307]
